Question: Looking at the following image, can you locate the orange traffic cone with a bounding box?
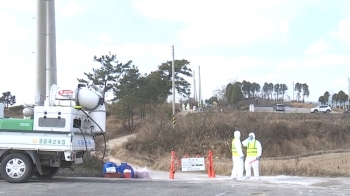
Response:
[207,150,215,178]
[169,150,175,179]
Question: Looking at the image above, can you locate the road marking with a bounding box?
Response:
[215,191,230,196]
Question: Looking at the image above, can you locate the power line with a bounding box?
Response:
[120,0,153,36]
[113,0,140,31]
[121,0,162,43]
[113,0,160,43]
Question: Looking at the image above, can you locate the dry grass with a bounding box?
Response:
[110,146,155,168]
[290,102,317,108]
[113,111,350,177]
[260,152,350,177]
[332,108,345,112]
[105,117,129,140]
[3,106,24,118]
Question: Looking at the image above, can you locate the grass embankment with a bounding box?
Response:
[112,111,350,177]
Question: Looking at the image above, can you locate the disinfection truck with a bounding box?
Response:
[0,83,106,183]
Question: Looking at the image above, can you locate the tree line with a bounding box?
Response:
[318,91,349,107]
[77,52,193,130]
[207,80,311,106]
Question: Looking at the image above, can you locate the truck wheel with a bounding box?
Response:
[34,166,59,179]
[0,153,34,183]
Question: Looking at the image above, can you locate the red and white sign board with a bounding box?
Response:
[58,90,74,96]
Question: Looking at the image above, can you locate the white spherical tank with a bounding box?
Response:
[23,107,34,118]
[75,88,101,110]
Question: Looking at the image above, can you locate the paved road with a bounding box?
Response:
[254,106,310,113]
[1,172,350,196]
[254,106,342,114]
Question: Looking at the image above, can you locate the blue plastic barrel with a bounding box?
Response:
[119,162,134,178]
[103,162,118,174]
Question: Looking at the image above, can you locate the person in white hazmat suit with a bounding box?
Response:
[231,130,245,180]
[242,132,262,180]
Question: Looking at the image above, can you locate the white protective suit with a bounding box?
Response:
[242,132,262,180]
[231,130,244,180]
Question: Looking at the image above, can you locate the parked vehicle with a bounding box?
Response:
[310,105,331,113]
[273,104,285,111]
[0,83,106,183]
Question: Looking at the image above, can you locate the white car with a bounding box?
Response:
[310,105,331,113]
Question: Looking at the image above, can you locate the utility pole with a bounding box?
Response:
[172,45,175,127]
[348,78,350,110]
[35,0,57,106]
[46,0,57,86]
[193,70,197,102]
[35,0,47,106]
[292,82,294,101]
[46,0,57,102]
[198,65,201,108]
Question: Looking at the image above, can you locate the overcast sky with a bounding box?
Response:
[1,0,350,105]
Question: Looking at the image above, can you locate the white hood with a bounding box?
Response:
[234,130,241,139]
[249,132,255,139]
